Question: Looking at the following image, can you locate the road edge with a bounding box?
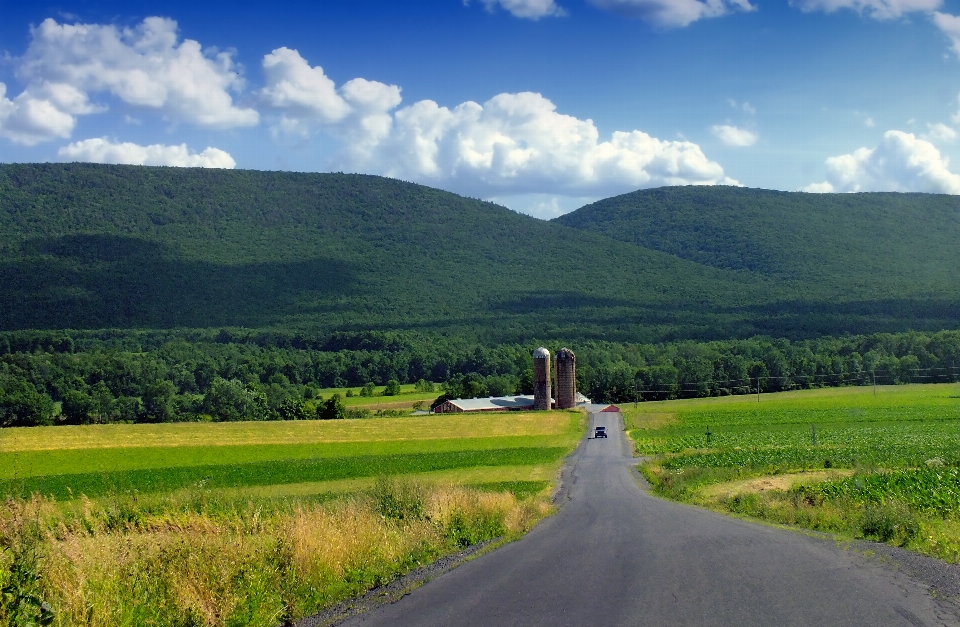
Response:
[294,417,591,627]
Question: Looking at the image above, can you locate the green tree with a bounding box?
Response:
[318,393,346,420]
[383,379,401,396]
[61,390,95,425]
[414,379,435,393]
[202,378,267,421]
[141,380,176,423]
[0,382,54,427]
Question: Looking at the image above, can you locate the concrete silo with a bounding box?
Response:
[555,347,576,409]
[533,347,552,410]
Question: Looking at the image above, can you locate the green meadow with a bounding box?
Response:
[0,411,583,500]
[629,384,960,560]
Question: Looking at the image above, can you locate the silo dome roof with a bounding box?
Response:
[533,347,550,359]
[557,347,575,359]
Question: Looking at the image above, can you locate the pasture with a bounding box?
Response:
[629,384,960,560]
[0,411,584,626]
[0,411,581,499]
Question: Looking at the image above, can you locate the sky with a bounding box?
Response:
[3,0,960,218]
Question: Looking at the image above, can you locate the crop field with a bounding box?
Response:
[628,384,960,560]
[0,410,584,626]
[0,411,581,499]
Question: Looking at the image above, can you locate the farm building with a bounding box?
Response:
[433,393,592,414]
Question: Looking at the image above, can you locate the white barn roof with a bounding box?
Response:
[443,395,539,411]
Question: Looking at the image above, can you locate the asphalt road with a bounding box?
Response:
[339,412,960,627]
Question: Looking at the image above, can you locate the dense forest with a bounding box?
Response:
[3,163,960,428]
[5,164,960,344]
[2,328,959,427]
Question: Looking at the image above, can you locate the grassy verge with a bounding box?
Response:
[0,480,551,626]
[630,384,960,560]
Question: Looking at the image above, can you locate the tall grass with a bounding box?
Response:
[0,481,550,627]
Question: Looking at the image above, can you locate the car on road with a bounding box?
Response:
[594,426,607,439]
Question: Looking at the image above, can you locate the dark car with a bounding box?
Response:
[594,426,608,438]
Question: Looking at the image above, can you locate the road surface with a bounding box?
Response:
[338,411,960,626]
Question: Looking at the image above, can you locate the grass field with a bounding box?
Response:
[628,384,960,560]
[316,383,439,410]
[0,410,584,626]
[0,412,581,499]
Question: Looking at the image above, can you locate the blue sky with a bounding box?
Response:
[2,0,960,217]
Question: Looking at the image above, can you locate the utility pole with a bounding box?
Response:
[757,377,761,402]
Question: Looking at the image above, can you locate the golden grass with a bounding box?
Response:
[0,412,570,453]
[698,470,856,500]
[624,412,677,431]
[2,482,552,627]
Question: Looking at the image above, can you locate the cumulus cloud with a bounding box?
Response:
[934,12,960,58]
[804,130,960,193]
[0,81,101,145]
[588,0,755,28]
[922,122,957,143]
[472,0,566,18]
[260,50,736,197]
[791,0,940,19]
[58,137,236,168]
[1,16,258,145]
[259,47,401,151]
[711,124,757,147]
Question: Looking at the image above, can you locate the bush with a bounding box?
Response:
[317,394,345,420]
[858,502,919,545]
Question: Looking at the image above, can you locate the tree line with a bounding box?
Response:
[2,328,960,427]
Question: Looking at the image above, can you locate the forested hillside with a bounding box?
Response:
[555,186,960,297]
[4,164,960,343]
[0,163,775,344]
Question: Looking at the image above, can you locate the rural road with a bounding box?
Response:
[338,411,960,627]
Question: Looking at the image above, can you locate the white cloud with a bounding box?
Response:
[922,122,957,143]
[0,81,100,145]
[473,0,567,18]
[864,116,875,127]
[261,51,736,197]
[8,16,257,142]
[259,47,401,149]
[791,0,940,19]
[934,12,960,59]
[711,124,757,146]
[727,99,756,114]
[58,137,236,168]
[588,0,755,28]
[804,130,960,193]
[489,193,597,219]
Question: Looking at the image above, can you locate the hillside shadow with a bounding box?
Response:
[733,298,960,338]
[1,234,356,330]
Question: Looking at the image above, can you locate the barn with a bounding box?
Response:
[433,392,592,414]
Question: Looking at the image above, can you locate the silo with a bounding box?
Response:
[533,347,552,410]
[556,348,576,409]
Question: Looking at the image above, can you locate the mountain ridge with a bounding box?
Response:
[2,163,959,343]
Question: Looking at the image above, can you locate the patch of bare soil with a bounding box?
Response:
[701,469,856,499]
